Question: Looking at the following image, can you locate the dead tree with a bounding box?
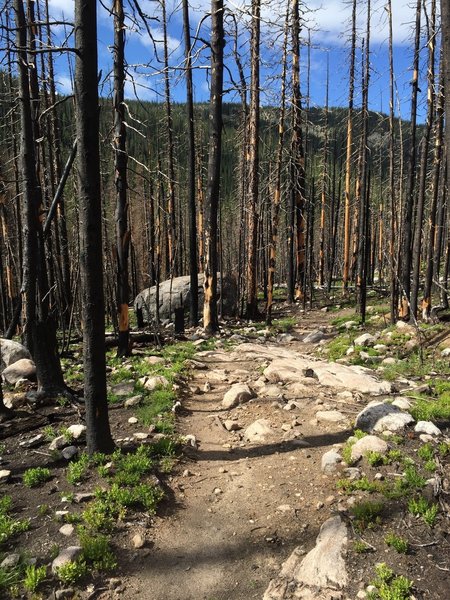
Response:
[203,0,224,333]
[74,0,114,453]
[113,0,131,357]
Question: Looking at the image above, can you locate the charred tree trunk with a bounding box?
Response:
[203,0,224,333]
[74,0,114,454]
[113,0,131,357]
[182,0,198,326]
[245,0,261,319]
[399,0,421,319]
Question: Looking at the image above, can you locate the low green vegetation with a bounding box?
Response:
[384,532,409,554]
[67,453,90,485]
[337,476,383,494]
[23,564,47,593]
[341,429,367,465]
[350,500,384,531]
[353,539,374,554]
[368,563,414,600]
[23,467,52,488]
[408,496,438,527]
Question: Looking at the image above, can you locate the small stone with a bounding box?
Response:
[182,469,192,477]
[132,533,145,549]
[222,383,255,409]
[344,467,361,481]
[0,469,11,483]
[223,420,240,432]
[49,435,67,451]
[382,357,397,365]
[61,446,78,460]
[277,504,291,512]
[125,395,142,408]
[66,424,86,440]
[189,385,201,394]
[133,432,149,440]
[128,417,138,424]
[214,488,222,495]
[316,410,347,423]
[354,333,376,347]
[203,382,211,392]
[111,381,135,396]
[316,501,324,510]
[184,434,197,447]
[144,376,169,391]
[145,356,164,365]
[374,473,384,481]
[321,450,342,474]
[1,553,20,569]
[55,510,70,520]
[419,434,435,443]
[415,421,442,436]
[325,495,335,505]
[351,435,388,462]
[59,524,75,537]
[441,347,450,357]
[52,546,83,574]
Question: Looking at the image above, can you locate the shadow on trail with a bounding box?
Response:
[183,429,353,462]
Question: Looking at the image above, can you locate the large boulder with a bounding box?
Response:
[134,273,237,323]
[0,339,31,372]
[2,359,36,384]
[355,401,414,433]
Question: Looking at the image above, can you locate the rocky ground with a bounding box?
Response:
[0,300,449,599]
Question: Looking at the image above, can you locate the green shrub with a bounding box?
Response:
[0,497,30,543]
[23,467,51,488]
[384,532,409,554]
[67,454,90,485]
[350,501,384,530]
[79,529,117,571]
[23,564,47,592]
[371,563,413,600]
[408,496,438,527]
[56,559,87,584]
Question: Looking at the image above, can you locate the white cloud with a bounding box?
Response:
[48,0,74,18]
[56,74,73,95]
[124,70,157,101]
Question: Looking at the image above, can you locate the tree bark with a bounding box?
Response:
[74,0,114,454]
[203,0,224,333]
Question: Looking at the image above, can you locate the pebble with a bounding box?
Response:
[128,417,138,424]
[59,524,75,537]
[214,488,223,495]
[0,469,11,483]
[1,554,20,569]
[132,533,145,549]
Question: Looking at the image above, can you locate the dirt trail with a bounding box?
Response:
[128,316,360,600]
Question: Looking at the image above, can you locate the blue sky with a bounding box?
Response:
[47,0,435,121]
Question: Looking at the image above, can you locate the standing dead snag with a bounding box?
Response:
[182,0,198,327]
[113,0,131,357]
[14,0,66,396]
[266,5,289,325]
[203,0,224,334]
[245,0,261,319]
[342,0,357,293]
[75,0,114,454]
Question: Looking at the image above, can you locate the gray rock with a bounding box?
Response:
[49,435,67,451]
[414,421,442,436]
[382,357,397,365]
[321,450,342,474]
[354,333,376,347]
[125,395,142,408]
[223,420,240,432]
[392,397,412,410]
[61,446,78,460]
[143,375,169,391]
[59,524,75,537]
[373,344,387,352]
[111,381,135,396]
[73,492,95,503]
[263,516,347,600]
[2,359,36,384]
[350,435,388,462]
[3,392,27,410]
[0,339,31,371]
[222,383,255,409]
[441,347,450,357]
[0,470,11,483]
[344,467,362,480]
[66,424,86,441]
[303,330,326,344]
[128,417,138,424]
[316,410,347,423]
[51,546,82,574]
[244,419,275,442]
[344,320,358,329]
[355,401,414,433]
[405,339,419,352]
[1,553,20,569]
[134,273,237,322]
